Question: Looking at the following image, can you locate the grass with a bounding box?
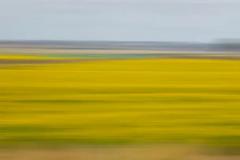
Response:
[0,57,239,151]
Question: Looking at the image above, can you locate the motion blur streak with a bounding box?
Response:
[1,1,240,159]
[0,45,240,159]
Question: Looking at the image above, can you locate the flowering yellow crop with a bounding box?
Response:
[0,58,240,148]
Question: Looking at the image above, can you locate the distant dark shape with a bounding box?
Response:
[216,39,240,52]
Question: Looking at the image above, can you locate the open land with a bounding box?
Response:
[0,46,240,159]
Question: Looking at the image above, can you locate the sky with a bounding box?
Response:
[0,0,240,42]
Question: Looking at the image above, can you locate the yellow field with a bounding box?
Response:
[0,58,240,150]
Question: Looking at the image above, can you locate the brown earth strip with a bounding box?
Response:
[0,146,239,160]
[0,54,240,65]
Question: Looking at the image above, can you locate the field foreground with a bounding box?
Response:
[1,146,240,160]
[0,56,240,158]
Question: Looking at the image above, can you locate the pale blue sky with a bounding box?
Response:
[0,0,240,42]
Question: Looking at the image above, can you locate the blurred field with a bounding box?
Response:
[0,55,240,158]
[1,146,240,160]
